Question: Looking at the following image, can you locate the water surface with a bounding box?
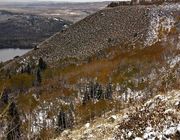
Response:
[0,48,31,62]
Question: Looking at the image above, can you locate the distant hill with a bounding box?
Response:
[0,2,109,23]
[0,10,71,49]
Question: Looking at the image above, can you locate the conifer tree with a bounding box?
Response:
[7,102,21,140]
[57,111,66,131]
[96,84,103,100]
[36,68,42,85]
[38,57,47,70]
[1,88,9,104]
[90,81,95,99]
[82,89,90,105]
[67,109,74,129]
[26,64,31,74]
[106,83,113,99]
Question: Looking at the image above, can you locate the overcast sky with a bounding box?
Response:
[0,0,129,3]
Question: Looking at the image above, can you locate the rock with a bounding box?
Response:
[177,124,180,133]
[134,137,143,140]
[108,115,117,123]
[85,123,90,128]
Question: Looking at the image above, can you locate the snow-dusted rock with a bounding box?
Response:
[85,123,90,128]
[163,126,177,136]
[177,124,180,133]
[108,115,117,123]
[134,137,143,140]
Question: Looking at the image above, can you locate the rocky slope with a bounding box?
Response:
[2,3,179,71]
[12,5,150,66]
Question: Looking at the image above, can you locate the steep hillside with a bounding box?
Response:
[2,5,149,70]
[3,3,179,72]
[55,90,180,140]
[0,2,179,140]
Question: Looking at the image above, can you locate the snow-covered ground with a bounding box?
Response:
[145,3,180,46]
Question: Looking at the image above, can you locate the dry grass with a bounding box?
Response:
[17,93,39,113]
[75,100,115,124]
[41,41,167,92]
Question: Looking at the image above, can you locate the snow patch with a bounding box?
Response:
[134,137,143,140]
[85,123,90,128]
[167,55,180,68]
[145,5,177,46]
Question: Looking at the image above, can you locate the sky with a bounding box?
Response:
[0,0,129,3]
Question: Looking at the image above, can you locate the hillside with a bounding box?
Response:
[2,3,179,71]
[0,2,179,140]
[55,90,180,140]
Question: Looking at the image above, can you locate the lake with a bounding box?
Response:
[0,48,31,62]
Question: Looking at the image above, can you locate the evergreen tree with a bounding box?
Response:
[82,89,90,105]
[96,84,103,100]
[57,111,66,131]
[7,102,21,140]
[106,83,113,99]
[57,108,74,131]
[1,88,9,104]
[26,64,31,74]
[38,57,47,70]
[67,109,74,129]
[36,68,42,85]
[82,81,106,103]
[90,81,95,99]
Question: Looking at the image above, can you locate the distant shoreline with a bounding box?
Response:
[0,48,31,62]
